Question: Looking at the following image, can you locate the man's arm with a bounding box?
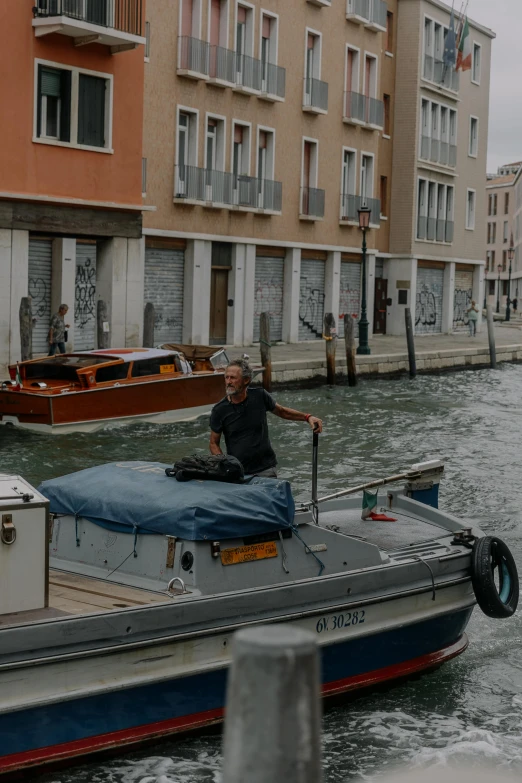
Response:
[272,403,323,433]
[209,429,223,455]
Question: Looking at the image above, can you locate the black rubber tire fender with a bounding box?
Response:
[471,536,519,619]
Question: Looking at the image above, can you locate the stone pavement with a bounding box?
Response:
[241,320,522,383]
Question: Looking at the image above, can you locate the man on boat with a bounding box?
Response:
[209,358,323,477]
[48,304,70,356]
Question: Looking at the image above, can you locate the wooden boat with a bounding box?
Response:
[0,346,229,434]
[0,458,518,778]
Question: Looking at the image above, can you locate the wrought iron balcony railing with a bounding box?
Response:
[344,92,384,128]
[341,194,380,225]
[174,166,282,212]
[303,77,329,112]
[300,187,325,219]
[34,0,143,36]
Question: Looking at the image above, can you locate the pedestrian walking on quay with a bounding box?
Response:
[210,358,323,477]
[48,304,70,356]
[467,300,479,337]
[513,297,518,313]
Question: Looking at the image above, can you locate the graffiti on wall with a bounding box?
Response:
[254,280,283,318]
[75,258,96,331]
[28,277,50,320]
[299,277,325,338]
[453,287,472,329]
[415,283,439,328]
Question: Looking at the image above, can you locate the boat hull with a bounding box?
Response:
[0,607,473,777]
[0,373,224,433]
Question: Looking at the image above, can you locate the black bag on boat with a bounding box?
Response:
[165,454,244,483]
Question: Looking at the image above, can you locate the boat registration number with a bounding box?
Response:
[315,609,366,634]
[160,364,175,374]
[220,541,278,566]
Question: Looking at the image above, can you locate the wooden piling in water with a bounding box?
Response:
[97,300,110,350]
[19,297,33,362]
[260,312,272,392]
[405,308,417,378]
[143,302,155,348]
[324,312,336,384]
[487,305,497,369]
[343,315,357,386]
[222,625,322,783]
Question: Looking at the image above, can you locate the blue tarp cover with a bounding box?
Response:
[38,461,295,540]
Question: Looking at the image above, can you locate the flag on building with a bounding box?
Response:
[443,6,457,69]
[456,15,472,71]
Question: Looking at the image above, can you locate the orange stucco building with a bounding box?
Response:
[0,0,146,366]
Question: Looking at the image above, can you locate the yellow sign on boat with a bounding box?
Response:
[220,541,278,566]
[160,364,175,374]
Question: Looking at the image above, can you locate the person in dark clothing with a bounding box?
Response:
[209,358,323,477]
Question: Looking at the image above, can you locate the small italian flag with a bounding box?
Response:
[361,489,397,522]
[15,363,22,390]
[456,16,472,72]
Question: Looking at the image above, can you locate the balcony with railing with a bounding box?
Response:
[420,136,457,168]
[178,36,210,79]
[340,194,380,226]
[33,0,145,50]
[423,55,460,93]
[300,187,325,220]
[303,77,329,113]
[346,0,387,31]
[174,166,282,213]
[343,92,384,129]
[417,215,454,243]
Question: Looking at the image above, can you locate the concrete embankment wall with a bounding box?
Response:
[271,345,522,383]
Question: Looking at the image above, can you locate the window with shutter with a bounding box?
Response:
[37,66,71,142]
[77,74,106,147]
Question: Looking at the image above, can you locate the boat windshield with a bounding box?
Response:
[24,356,113,382]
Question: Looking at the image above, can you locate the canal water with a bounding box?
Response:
[2,365,522,782]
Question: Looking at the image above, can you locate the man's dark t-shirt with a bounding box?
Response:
[210,388,277,474]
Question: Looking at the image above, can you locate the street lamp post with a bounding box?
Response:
[505,237,515,322]
[496,264,502,314]
[356,205,372,356]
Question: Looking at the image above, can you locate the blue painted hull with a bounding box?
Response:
[0,607,473,776]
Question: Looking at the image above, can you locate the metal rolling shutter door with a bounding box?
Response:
[28,239,53,355]
[75,244,97,351]
[299,259,325,341]
[144,247,185,344]
[338,261,361,339]
[415,266,444,334]
[453,269,473,332]
[253,257,284,342]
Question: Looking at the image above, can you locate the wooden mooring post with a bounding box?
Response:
[324,312,336,384]
[19,297,33,362]
[343,315,357,387]
[405,307,417,378]
[143,302,155,348]
[487,304,497,369]
[97,300,110,350]
[222,625,322,783]
[260,312,272,392]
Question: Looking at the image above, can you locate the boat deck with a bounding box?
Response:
[0,570,170,628]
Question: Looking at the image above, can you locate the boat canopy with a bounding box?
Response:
[39,461,295,540]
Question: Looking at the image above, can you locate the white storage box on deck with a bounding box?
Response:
[0,474,49,615]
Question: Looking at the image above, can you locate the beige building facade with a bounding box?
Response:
[140,0,494,347]
[485,168,517,312]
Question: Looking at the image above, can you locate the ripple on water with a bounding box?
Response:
[7,366,522,782]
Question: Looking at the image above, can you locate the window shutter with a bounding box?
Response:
[59,69,71,142]
[41,68,62,97]
[78,74,106,147]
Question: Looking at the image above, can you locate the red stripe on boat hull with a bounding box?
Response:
[0,635,468,777]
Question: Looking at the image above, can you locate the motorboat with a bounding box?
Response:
[0,451,517,778]
[0,345,229,434]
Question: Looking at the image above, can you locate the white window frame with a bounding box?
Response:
[256,124,276,181]
[469,115,479,158]
[360,151,375,202]
[301,136,319,189]
[206,0,229,47]
[472,41,481,85]
[178,0,203,39]
[344,44,361,95]
[304,27,322,83]
[235,0,255,57]
[340,146,357,221]
[33,58,113,154]
[230,119,252,176]
[363,51,378,99]
[204,112,227,171]
[258,9,279,66]
[417,177,428,239]
[176,105,199,167]
[144,21,151,61]
[466,188,476,231]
